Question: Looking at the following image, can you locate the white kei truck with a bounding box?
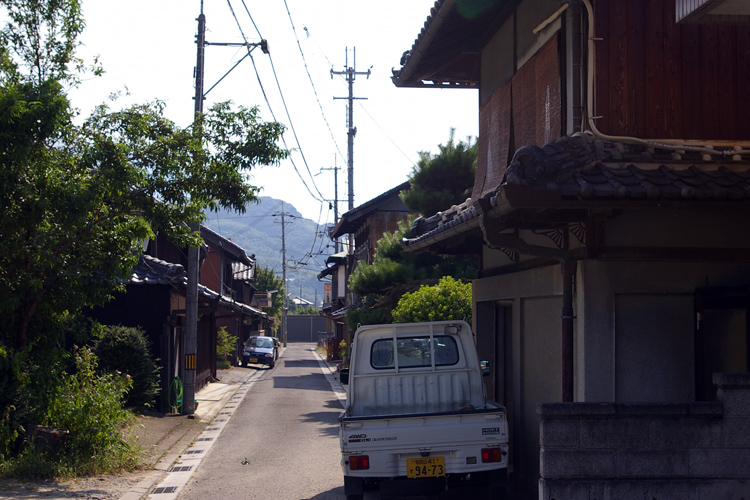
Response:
[338,320,509,499]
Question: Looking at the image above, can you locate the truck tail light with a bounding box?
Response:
[349,455,370,470]
[481,448,503,463]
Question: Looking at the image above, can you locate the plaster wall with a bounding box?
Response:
[578,259,750,403]
[474,265,564,492]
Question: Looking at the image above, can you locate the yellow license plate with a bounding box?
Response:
[406,457,445,478]
[249,358,257,363]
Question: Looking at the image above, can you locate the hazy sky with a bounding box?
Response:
[69,0,479,228]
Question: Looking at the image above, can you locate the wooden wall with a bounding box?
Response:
[593,0,750,141]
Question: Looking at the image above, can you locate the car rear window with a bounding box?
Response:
[247,337,273,349]
[370,335,458,369]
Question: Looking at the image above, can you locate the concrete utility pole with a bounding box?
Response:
[183,5,207,416]
[275,203,294,347]
[317,159,341,252]
[281,205,287,347]
[331,47,370,253]
[184,2,268,415]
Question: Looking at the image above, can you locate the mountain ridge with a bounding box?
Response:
[202,196,335,307]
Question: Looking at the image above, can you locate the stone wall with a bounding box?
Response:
[538,373,750,499]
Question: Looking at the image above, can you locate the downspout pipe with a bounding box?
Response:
[480,214,576,401]
[561,260,576,402]
[580,0,750,158]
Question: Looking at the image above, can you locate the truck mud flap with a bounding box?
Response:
[344,476,363,496]
[379,476,445,496]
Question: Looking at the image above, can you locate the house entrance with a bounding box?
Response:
[695,287,750,401]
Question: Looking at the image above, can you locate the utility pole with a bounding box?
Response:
[317,158,341,252]
[184,3,268,415]
[183,3,207,416]
[332,47,370,253]
[275,203,294,347]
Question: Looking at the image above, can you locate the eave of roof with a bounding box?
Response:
[391,0,513,88]
[200,224,254,265]
[402,132,750,252]
[330,181,410,238]
[198,284,267,318]
[317,251,347,280]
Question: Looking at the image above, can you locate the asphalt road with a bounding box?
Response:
[177,343,346,500]
[172,343,500,500]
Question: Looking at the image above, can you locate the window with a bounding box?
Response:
[370,335,459,369]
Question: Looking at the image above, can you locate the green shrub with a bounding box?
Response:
[46,347,137,476]
[94,325,160,410]
[392,276,472,324]
[216,326,238,363]
[0,346,140,479]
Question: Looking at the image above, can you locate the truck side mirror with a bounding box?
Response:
[480,360,490,376]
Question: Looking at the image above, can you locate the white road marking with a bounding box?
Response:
[314,350,347,407]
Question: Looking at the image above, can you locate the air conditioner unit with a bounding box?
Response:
[676,0,750,24]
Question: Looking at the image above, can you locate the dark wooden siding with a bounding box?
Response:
[593,0,750,141]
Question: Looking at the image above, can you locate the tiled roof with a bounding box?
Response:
[403,132,750,251]
[198,285,267,319]
[129,254,186,285]
[392,0,508,88]
[502,132,750,202]
[128,254,265,318]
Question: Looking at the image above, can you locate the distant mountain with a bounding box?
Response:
[203,197,335,308]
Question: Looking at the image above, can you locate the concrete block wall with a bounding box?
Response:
[538,373,750,500]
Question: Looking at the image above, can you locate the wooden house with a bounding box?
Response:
[318,182,415,346]
[394,0,750,497]
[91,226,266,412]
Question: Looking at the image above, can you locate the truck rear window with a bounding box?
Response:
[370,336,459,369]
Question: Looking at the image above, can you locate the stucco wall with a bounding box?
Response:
[473,265,564,493]
[578,260,750,404]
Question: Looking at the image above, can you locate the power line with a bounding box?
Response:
[281,5,346,167]
[225,0,326,203]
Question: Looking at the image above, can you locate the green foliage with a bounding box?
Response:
[348,217,478,298]
[400,128,477,217]
[0,0,287,352]
[0,346,20,461]
[93,325,160,411]
[42,346,137,476]
[392,277,472,324]
[290,304,319,315]
[0,0,89,86]
[346,216,478,329]
[1,346,138,479]
[345,296,389,332]
[216,326,238,362]
[254,266,285,333]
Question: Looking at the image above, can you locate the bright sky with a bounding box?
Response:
[70,0,479,226]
